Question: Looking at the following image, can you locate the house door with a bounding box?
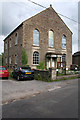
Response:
[52,58,55,67]
[48,58,51,68]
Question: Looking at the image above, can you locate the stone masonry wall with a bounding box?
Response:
[4,25,23,69]
[23,6,72,68]
[4,6,72,69]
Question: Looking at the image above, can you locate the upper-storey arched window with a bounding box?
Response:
[15,33,18,45]
[62,35,66,49]
[49,30,54,47]
[33,29,39,46]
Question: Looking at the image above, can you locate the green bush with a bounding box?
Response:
[7,69,13,79]
[34,74,53,82]
[36,61,46,70]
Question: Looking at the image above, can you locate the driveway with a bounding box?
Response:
[2,79,78,104]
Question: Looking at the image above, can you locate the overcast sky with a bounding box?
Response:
[0,0,80,54]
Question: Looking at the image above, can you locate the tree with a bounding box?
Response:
[0,53,4,66]
[22,48,28,66]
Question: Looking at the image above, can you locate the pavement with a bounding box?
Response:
[1,78,78,105]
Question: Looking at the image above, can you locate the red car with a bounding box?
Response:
[0,66,9,79]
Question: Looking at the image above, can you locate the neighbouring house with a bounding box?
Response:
[72,51,80,67]
[4,5,72,69]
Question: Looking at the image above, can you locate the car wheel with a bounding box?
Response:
[17,76,20,81]
[32,77,34,80]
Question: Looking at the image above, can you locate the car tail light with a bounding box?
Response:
[5,70,8,73]
[20,68,22,71]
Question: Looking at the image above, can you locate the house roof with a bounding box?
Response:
[73,51,80,56]
[23,5,72,34]
[4,23,23,41]
[4,5,72,41]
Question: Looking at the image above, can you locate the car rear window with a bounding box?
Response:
[0,67,6,70]
[21,67,31,71]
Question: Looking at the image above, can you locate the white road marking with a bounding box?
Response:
[48,86,61,92]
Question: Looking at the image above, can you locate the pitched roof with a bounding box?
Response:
[23,5,72,34]
[4,5,72,41]
[73,51,80,56]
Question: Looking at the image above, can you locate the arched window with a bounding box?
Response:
[33,52,39,64]
[49,30,54,47]
[33,29,39,46]
[9,38,11,47]
[15,33,18,45]
[62,54,66,62]
[62,35,66,49]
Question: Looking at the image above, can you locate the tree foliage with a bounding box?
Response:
[22,48,28,66]
[0,53,4,66]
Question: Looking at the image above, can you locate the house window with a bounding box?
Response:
[33,29,39,46]
[62,54,66,62]
[33,51,39,64]
[62,35,66,49]
[5,42,7,49]
[49,30,54,47]
[15,33,18,45]
[9,57,11,64]
[9,38,11,47]
[15,55,17,64]
[5,58,7,64]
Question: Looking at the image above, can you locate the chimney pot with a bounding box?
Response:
[50,4,52,7]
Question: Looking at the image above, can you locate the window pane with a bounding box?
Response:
[49,30,54,47]
[62,35,66,49]
[33,52,39,64]
[33,29,39,46]
[62,54,66,62]
[15,33,18,45]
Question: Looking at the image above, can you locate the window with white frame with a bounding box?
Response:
[49,30,54,47]
[62,35,66,49]
[15,55,17,64]
[15,33,18,45]
[62,54,66,62]
[9,38,11,47]
[33,29,39,46]
[33,52,39,64]
[5,42,7,49]
[9,57,11,64]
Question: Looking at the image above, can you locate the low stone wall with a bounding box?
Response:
[34,68,57,80]
[34,69,51,79]
[57,74,80,80]
[34,69,80,81]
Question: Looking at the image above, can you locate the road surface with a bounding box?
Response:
[2,79,78,118]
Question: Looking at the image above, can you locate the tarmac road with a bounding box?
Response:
[2,79,78,118]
